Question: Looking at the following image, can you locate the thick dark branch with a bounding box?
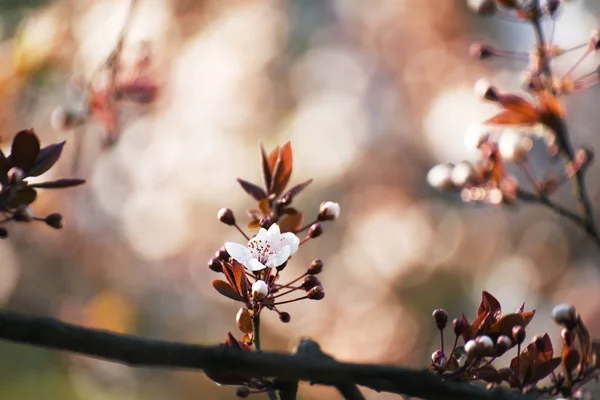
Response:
[0,310,532,400]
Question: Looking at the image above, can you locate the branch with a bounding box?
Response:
[0,310,532,400]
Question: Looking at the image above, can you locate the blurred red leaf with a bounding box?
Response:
[490,313,525,335]
[522,309,536,326]
[281,179,313,204]
[0,150,8,185]
[30,179,86,189]
[267,145,280,175]
[260,143,272,193]
[212,280,244,302]
[278,213,304,233]
[484,110,539,126]
[237,178,267,201]
[29,141,65,177]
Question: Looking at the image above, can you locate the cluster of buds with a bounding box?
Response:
[430,292,599,397]
[207,142,339,396]
[51,40,159,147]
[0,129,84,237]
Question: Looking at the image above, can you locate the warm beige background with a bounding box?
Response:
[0,0,599,398]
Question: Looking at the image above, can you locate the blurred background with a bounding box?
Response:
[0,0,599,398]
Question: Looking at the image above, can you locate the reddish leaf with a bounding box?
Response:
[278,213,304,233]
[212,280,244,302]
[538,90,566,119]
[562,347,580,379]
[267,145,280,176]
[484,110,539,126]
[473,366,501,383]
[516,302,525,314]
[592,340,600,368]
[230,260,249,303]
[460,314,473,342]
[9,187,37,208]
[10,129,40,173]
[576,315,592,366]
[29,141,65,177]
[478,291,502,319]
[280,179,313,204]
[522,309,536,326]
[260,143,272,194]
[527,358,561,384]
[497,94,539,120]
[470,311,494,337]
[258,199,270,215]
[247,220,260,230]
[490,313,525,336]
[269,142,293,196]
[510,333,554,380]
[221,261,237,289]
[236,178,267,201]
[30,179,86,189]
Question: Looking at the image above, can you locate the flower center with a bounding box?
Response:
[249,238,276,265]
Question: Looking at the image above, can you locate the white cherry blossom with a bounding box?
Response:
[225,223,299,271]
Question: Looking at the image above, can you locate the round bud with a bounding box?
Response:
[279,311,291,323]
[469,42,494,60]
[208,257,223,273]
[8,167,25,185]
[0,227,7,239]
[464,339,477,356]
[44,213,63,229]
[496,335,512,355]
[318,201,341,221]
[301,275,321,291]
[498,129,533,163]
[512,325,526,344]
[307,286,325,300]
[474,78,499,101]
[427,163,455,191]
[236,386,250,398]
[307,259,324,275]
[451,161,478,187]
[476,335,494,356]
[552,303,577,328]
[13,206,33,222]
[236,307,253,334]
[432,309,448,330]
[467,0,496,15]
[252,280,269,300]
[452,317,467,337]
[50,107,85,132]
[217,208,236,226]
[307,223,323,239]
[216,247,230,261]
[546,0,560,16]
[259,216,272,229]
[431,350,446,366]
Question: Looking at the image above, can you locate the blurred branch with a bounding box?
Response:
[0,309,534,400]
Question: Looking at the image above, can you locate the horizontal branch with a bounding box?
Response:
[0,310,532,400]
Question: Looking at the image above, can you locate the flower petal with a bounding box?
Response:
[266,223,281,237]
[224,242,253,263]
[269,245,291,267]
[279,232,300,255]
[252,228,268,243]
[246,258,267,271]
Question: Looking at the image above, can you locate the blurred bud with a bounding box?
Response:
[44,213,63,229]
[546,0,561,16]
[8,167,25,185]
[561,327,575,347]
[465,339,478,356]
[301,275,321,291]
[575,147,594,170]
[432,309,448,330]
[13,206,33,222]
[532,335,546,352]
[208,257,223,273]
[50,107,85,132]
[452,317,467,336]
[552,303,577,328]
[217,208,236,226]
[467,0,496,15]
[464,125,491,151]
[216,247,230,262]
[496,335,512,355]
[318,201,340,221]
[236,308,253,334]
[431,350,446,366]
[276,260,288,272]
[512,325,526,344]
[427,163,455,191]
[252,280,268,300]
[498,129,533,163]
[0,227,7,239]
[236,386,250,398]
[307,259,324,275]
[307,223,323,239]
[451,161,478,187]
[259,216,272,229]
[476,335,494,356]
[474,78,499,101]
[307,286,325,300]
[279,311,291,323]
[590,28,600,51]
[469,42,494,60]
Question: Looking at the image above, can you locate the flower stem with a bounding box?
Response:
[252,313,261,352]
[273,296,308,306]
[234,223,251,241]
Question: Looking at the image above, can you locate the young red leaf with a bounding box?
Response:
[490,313,525,336]
[29,179,86,189]
[278,213,304,233]
[10,129,40,173]
[230,261,249,303]
[267,145,280,175]
[212,280,244,302]
[29,141,66,177]
[522,309,536,326]
[527,358,561,384]
[269,142,293,196]
[260,143,272,193]
[484,110,539,126]
[478,291,502,319]
[236,178,267,201]
[280,179,313,204]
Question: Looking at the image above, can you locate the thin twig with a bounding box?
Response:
[0,310,532,400]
